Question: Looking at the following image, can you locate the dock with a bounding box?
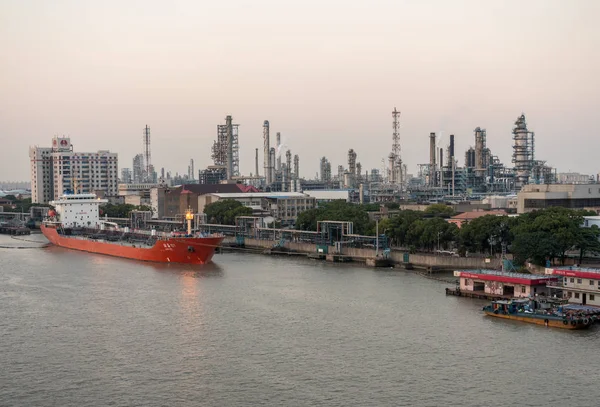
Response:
[0,225,31,236]
[445,287,505,301]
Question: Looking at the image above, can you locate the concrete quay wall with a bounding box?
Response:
[223,237,502,270]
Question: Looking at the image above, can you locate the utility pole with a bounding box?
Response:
[375,218,379,257]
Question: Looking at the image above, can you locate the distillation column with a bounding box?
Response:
[429,132,436,187]
[263,121,271,185]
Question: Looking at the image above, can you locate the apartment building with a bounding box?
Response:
[29,137,118,204]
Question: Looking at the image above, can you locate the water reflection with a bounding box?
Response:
[148,261,224,279]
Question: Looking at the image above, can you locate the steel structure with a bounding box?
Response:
[276,132,282,171]
[429,132,437,186]
[212,115,239,179]
[474,127,487,179]
[320,157,331,183]
[143,125,151,181]
[255,148,259,177]
[269,147,276,186]
[512,114,535,188]
[390,108,402,185]
[263,121,272,185]
[285,150,292,192]
[348,149,357,188]
[293,154,299,180]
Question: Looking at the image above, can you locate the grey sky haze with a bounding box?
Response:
[1,0,599,181]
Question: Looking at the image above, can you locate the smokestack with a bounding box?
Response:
[255,148,259,177]
[276,132,281,171]
[285,150,292,192]
[439,147,444,187]
[429,132,436,186]
[263,120,270,185]
[359,183,364,204]
[269,147,276,186]
[449,134,455,159]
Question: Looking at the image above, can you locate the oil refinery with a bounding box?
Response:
[148,110,565,204]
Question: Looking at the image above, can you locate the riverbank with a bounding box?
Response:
[219,236,503,272]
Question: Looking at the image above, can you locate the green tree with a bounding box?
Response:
[576,225,600,263]
[424,203,455,218]
[204,199,252,225]
[296,208,320,231]
[294,201,374,235]
[382,210,423,247]
[459,215,513,255]
[510,207,589,265]
[405,217,458,251]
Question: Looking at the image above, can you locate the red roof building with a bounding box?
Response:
[447,210,508,228]
[454,270,557,298]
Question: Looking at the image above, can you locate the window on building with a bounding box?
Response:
[567,291,572,298]
[521,286,526,294]
[590,280,595,286]
[591,295,596,301]
[577,279,582,284]
[575,293,580,299]
[570,278,575,283]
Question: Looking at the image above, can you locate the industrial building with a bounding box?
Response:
[198,192,316,226]
[117,183,164,207]
[557,172,593,184]
[447,210,508,228]
[517,184,600,214]
[260,121,301,192]
[304,190,351,205]
[160,184,259,219]
[454,270,557,298]
[120,168,132,184]
[29,137,118,204]
[546,267,600,306]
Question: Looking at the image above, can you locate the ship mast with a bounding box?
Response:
[185,208,194,235]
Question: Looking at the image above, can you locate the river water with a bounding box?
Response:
[1,234,599,407]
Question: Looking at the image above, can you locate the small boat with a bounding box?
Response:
[482,298,596,330]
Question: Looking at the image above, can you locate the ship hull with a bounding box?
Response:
[41,224,224,265]
[484,311,589,330]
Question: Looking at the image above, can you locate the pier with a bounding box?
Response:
[445,288,506,301]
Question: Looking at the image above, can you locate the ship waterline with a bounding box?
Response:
[41,224,224,264]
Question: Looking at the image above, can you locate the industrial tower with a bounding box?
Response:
[391,108,403,185]
[212,115,240,179]
[263,121,272,185]
[143,125,151,181]
[512,114,535,189]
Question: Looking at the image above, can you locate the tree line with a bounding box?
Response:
[204,199,600,266]
[297,202,600,266]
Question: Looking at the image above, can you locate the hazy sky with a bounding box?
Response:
[1,0,599,182]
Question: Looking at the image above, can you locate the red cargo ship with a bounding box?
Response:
[41,193,223,265]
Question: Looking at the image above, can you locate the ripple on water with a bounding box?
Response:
[1,240,600,407]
